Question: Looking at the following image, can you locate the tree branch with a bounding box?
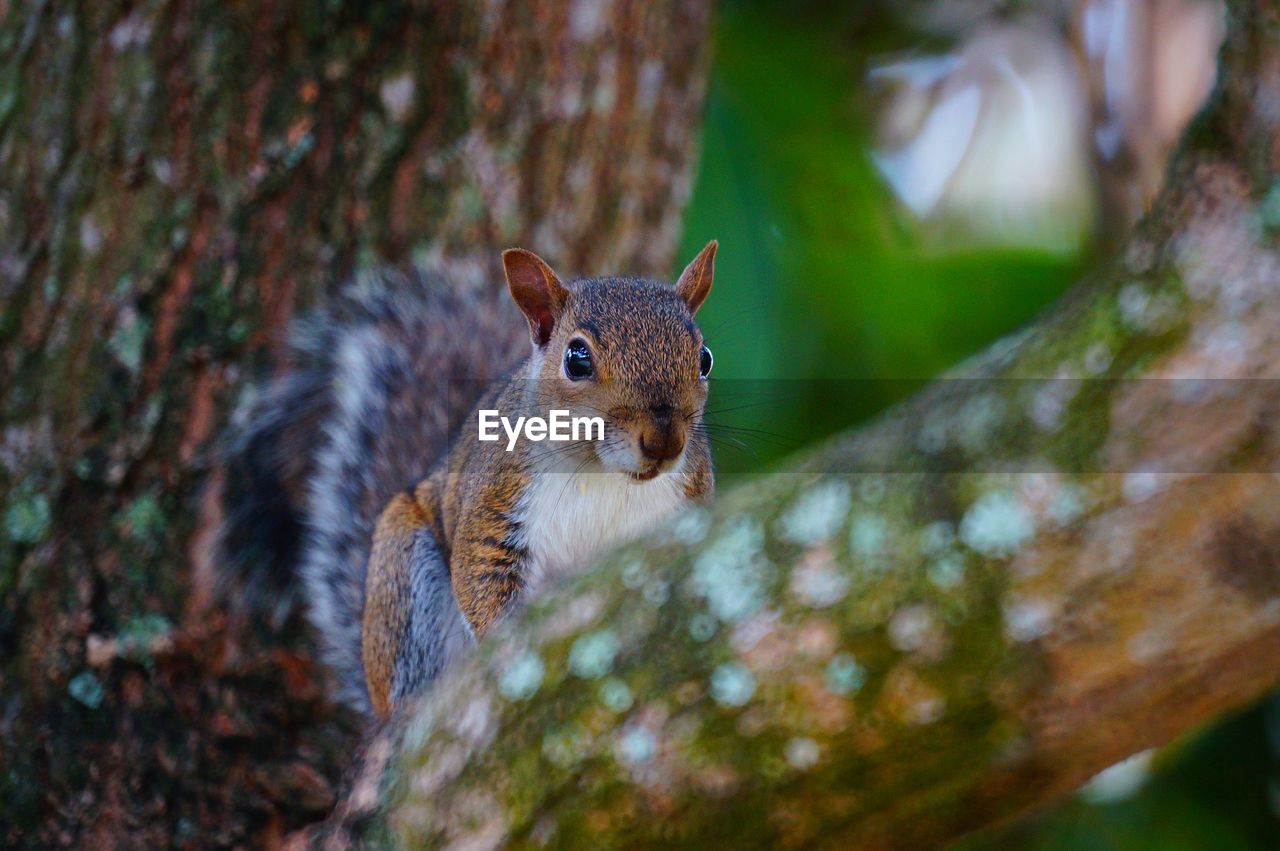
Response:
[359,4,1280,848]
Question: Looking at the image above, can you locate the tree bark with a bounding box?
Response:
[0,1,712,846]
[356,3,1280,849]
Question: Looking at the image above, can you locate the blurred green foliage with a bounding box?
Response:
[677,2,1280,848]
[960,700,1280,850]
[679,1,1083,474]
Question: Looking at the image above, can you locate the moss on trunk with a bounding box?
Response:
[0,1,712,845]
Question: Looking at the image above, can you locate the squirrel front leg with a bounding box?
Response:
[364,484,470,716]
[449,482,529,639]
[364,492,422,716]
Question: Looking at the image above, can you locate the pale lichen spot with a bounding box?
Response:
[733,707,767,738]
[1259,181,1280,230]
[108,307,149,374]
[710,662,756,708]
[882,665,947,725]
[916,417,950,453]
[985,326,1036,367]
[79,217,103,255]
[566,161,594,195]
[824,654,865,696]
[412,740,471,799]
[1145,292,1180,331]
[621,558,648,589]
[797,619,838,659]
[569,0,607,40]
[1122,468,1167,504]
[920,521,955,556]
[960,491,1035,558]
[5,489,51,545]
[1048,483,1088,526]
[689,613,717,642]
[637,58,665,111]
[1083,342,1113,375]
[1118,282,1153,330]
[643,578,670,606]
[1125,629,1171,664]
[402,703,437,753]
[543,725,591,769]
[615,727,657,766]
[379,72,415,122]
[497,649,545,701]
[777,479,851,545]
[599,677,634,713]
[858,476,887,504]
[151,157,174,187]
[556,85,584,119]
[957,394,1006,454]
[351,737,394,813]
[730,610,779,656]
[120,492,164,546]
[452,689,496,747]
[68,671,104,709]
[1168,375,1217,404]
[449,791,509,850]
[108,11,151,51]
[849,513,889,564]
[1196,319,1251,372]
[785,737,821,770]
[592,59,619,113]
[888,604,946,658]
[927,554,966,589]
[667,507,711,545]
[910,694,946,725]
[1003,597,1054,642]
[1029,379,1077,432]
[790,545,851,608]
[569,630,620,679]
[691,516,770,623]
[542,590,606,639]
[1124,238,1156,274]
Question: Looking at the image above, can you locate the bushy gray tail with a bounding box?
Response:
[217,266,522,712]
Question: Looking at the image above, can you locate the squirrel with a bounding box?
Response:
[218,242,718,716]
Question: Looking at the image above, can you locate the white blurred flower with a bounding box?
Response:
[1080,749,1155,803]
[870,1,1223,251]
[871,23,1093,252]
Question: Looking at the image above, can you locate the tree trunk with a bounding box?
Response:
[0,1,712,846]
[351,3,1280,849]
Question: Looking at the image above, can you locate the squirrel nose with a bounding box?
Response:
[639,410,684,464]
[639,432,683,463]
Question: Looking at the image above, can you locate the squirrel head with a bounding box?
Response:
[502,241,717,482]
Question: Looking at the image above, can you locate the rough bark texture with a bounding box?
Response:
[0,1,712,846]
[344,3,1280,849]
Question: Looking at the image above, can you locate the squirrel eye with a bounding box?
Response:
[699,345,713,379]
[564,339,594,380]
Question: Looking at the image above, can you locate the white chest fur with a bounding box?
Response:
[515,463,687,595]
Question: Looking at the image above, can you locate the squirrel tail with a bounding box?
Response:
[218,340,331,625]
[217,267,521,712]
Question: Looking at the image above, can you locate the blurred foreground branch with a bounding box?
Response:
[333,5,1280,848]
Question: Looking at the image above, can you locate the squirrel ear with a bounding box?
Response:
[674,240,717,315]
[503,248,568,347]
